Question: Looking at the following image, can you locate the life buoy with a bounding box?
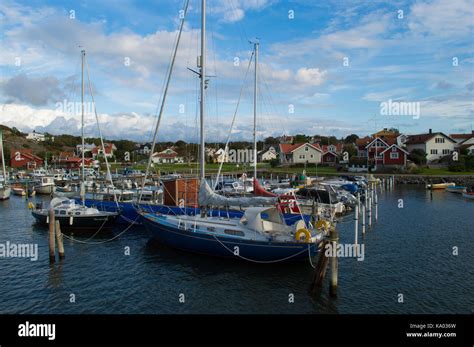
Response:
[295,228,312,243]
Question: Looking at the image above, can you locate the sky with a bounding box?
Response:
[0,0,473,143]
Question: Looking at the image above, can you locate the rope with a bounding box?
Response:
[211,234,314,264]
[61,215,140,244]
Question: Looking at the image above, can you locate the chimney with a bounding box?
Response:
[429,129,432,134]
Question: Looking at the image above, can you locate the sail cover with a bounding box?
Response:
[199,180,277,207]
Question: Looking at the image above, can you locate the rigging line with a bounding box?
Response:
[214,50,255,189]
[259,70,289,136]
[84,55,119,209]
[139,0,190,204]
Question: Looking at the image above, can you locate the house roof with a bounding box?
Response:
[10,149,43,162]
[450,131,474,140]
[321,143,344,153]
[91,143,115,154]
[279,143,322,154]
[406,132,456,145]
[380,144,409,155]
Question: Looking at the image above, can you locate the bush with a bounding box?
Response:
[269,158,279,168]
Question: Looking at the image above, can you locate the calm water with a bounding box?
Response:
[0,186,472,314]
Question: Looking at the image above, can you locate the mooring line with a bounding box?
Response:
[211,234,315,264]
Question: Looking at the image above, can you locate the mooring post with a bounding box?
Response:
[354,202,359,246]
[48,208,56,263]
[368,192,372,228]
[362,202,366,235]
[309,239,329,295]
[55,220,65,260]
[375,189,378,222]
[329,227,339,297]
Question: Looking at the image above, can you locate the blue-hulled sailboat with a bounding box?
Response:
[140,0,324,262]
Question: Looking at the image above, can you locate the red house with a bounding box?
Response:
[380,144,409,166]
[10,149,43,169]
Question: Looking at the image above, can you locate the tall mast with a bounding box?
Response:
[199,0,206,180]
[81,49,85,205]
[0,130,6,181]
[253,41,259,179]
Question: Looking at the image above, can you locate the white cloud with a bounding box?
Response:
[295,68,327,86]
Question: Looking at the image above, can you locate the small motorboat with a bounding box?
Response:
[446,186,466,194]
[32,197,119,229]
[12,184,36,197]
[426,182,455,190]
[34,176,56,194]
[462,187,474,200]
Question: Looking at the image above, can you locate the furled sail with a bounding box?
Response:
[199,180,277,207]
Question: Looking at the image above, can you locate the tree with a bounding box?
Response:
[344,134,359,144]
[408,149,427,165]
[342,144,356,158]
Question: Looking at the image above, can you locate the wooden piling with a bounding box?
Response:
[55,220,65,260]
[362,203,366,235]
[48,209,56,263]
[309,240,329,295]
[354,203,359,246]
[375,190,378,222]
[329,227,339,297]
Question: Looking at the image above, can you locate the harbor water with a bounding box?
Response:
[0,186,472,314]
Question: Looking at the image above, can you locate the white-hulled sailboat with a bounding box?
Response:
[32,50,119,229]
[140,0,324,262]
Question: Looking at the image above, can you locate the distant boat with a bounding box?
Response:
[462,187,474,200]
[426,182,455,190]
[446,186,466,194]
[12,184,35,197]
[34,176,56,195]
[32,197,119,229]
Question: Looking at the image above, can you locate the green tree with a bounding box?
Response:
[344,134,359,144]
[408,149,427,165]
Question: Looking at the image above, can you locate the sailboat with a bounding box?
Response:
[32,50,119,229]
[0,129,11,200]
[140,0,324,262]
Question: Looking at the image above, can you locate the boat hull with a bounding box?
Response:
[31,210,118,229]
[81,199,311,226]
[427,182,455,190]
[462,192,474,200]
[141,214,319,262]
[35,185,55,195]
[0,187,11,200]
[446,186,466,194]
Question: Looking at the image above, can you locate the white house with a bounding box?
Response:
[152,148,184,164]
[406,130,456,162]
[26,131,46,142]
[258,146,277,162]
[279,143,322,164]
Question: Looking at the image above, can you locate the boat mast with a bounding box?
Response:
[199,0,206,181]
[253,41,259,180]
[81,49,86,206]
[0,130,6,182]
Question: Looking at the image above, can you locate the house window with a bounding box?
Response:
[430,149,438,154]
[305,146,309,151]
[392,147,397,152]
[390,152,399,159]
[299,154,305,159]
[442,149,450,155]
[435,138,445,144]
[310,154,314,158]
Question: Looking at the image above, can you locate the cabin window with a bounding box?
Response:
[60,210,67,215]
[194,224,200,230]
[75,212,81,216]
[390,152,399,159]
[207,227,216,232]
[224,229,245,237]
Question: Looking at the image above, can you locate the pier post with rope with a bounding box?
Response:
[309,239,329,295]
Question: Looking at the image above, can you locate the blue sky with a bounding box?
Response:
[0,0,473,142]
